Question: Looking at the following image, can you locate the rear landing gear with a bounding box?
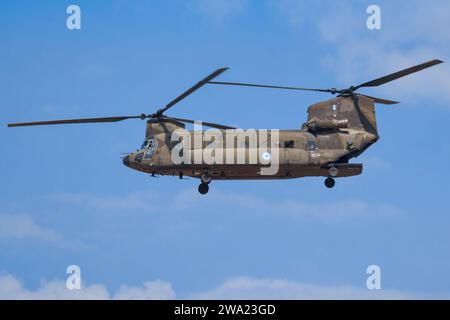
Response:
[328,166,339,178]
[198,171,211,194]
[324,177,335,188]
[200,172,212,184]
[198,183,209,194]
[324,165,338,188]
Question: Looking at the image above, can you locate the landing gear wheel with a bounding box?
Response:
[328,166,339,178]
[198,183,209,195]
[200,172,212,184]
[324,177,335,189]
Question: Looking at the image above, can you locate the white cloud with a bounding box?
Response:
[0,273,175,300]
[172,188,404,223]
[0,213,88,250]
[114,280,176,300]
[49,188,404,223]
[189,276,416,300]
[275,1,450,106]
[0,274,111,300]
[4,273,445,300]
[48,191,160,214]
[0,213,62,243]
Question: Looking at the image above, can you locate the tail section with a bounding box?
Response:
[306,95,379,137]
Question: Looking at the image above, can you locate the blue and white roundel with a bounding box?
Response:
[262,152,271,161]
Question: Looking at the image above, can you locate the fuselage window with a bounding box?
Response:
[305,140,316,150]
[284,140,294,148]
[141,141,148,149]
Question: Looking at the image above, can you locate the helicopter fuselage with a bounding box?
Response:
[122,126,377,181]
[8,60,442,194]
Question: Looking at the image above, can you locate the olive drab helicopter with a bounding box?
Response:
[8,59,443,194]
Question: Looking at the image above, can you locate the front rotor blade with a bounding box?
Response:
[357,94,399,105]
[7,115,144,127]
[355,59,443,89]
[158,67,229,115]
[164,116,236,130]
[208,81,334,93]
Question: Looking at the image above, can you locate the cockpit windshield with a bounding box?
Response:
[141,137,158,160]
[141,140,150,150]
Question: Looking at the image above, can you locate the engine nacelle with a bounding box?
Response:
[306,118,349,131]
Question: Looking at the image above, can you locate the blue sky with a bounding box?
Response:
[1,0,450,299]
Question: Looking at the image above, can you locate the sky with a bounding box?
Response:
[0,0,450,299]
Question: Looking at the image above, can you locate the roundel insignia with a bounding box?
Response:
[262,152,271,161]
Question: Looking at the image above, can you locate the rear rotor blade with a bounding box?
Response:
[208,81,334,93]
[157,67,229,115]
[7,115,144,127]
[355,59,443,89]
[164,116,236,130]
[357,94,399,105]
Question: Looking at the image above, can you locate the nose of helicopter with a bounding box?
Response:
[122,155,130,166]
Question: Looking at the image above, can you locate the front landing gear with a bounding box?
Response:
[324,165,338,188]
[200,172,212,184]
[198,171,212,194]
[198,183,209,194]
[324,177,335,188]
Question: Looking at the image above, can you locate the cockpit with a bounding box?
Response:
[139,137,158,160]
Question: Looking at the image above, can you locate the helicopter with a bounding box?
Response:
[8,59,443,194]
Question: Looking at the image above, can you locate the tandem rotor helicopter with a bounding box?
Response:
[8,59,443,194]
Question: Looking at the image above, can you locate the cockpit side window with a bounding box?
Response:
[141,140,149,150]
[143,137,158,160]
[305,140,316,150]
